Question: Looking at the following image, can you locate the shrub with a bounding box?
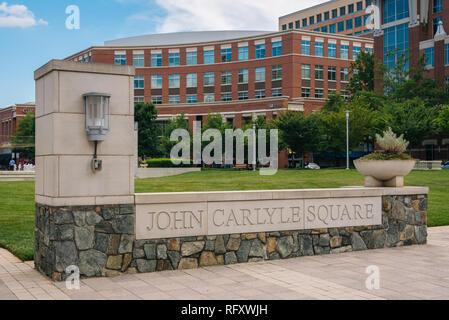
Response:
[375,127,409,154]
[145,158,193,168]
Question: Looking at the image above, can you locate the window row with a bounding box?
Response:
[301,64,349,81]
[301,88,349,99]
[136,66,283,89]
[116,42,283,67]
[300,40,371,59]
[426,43,449,68]
[135,89,283,105]
[282,1,371,30]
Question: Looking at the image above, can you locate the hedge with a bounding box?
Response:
[145,158,194,168]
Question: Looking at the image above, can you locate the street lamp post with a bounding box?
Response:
[345,110,350,170]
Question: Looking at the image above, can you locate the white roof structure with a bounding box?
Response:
[104,30,273,47]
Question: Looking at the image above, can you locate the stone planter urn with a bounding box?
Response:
[354,160,417,187]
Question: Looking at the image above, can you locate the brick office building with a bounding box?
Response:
[66,30,373,130]
[0,102,35,156]
[279,0,375,37]
[370,0,449,161]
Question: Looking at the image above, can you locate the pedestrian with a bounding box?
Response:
[9,158,15,171]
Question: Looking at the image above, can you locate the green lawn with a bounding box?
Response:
[1,169,448,261]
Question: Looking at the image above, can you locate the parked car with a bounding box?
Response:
[442,161,449,170]
[306,163,321,170]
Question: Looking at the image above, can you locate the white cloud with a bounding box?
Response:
[0,2,48,28]
[152,0,326,33]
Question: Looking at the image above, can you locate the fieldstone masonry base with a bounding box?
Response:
[34,194,428,281]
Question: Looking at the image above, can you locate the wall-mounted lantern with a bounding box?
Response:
[83,92,111,172]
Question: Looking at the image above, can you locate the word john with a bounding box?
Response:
[170,121,279,175]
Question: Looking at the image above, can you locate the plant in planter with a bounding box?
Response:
[354,128,417,187]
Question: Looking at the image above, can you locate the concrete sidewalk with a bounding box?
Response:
[1,226,449,300]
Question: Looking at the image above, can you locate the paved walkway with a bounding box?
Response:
[2,226,449,300]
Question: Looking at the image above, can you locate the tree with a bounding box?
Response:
[348,51,375,94]
[12,112,35,160]
[134,102,161,158]
[274,111,323,166]
[437,105,449,135]
[379,98,439,148]
[158,113,189,158]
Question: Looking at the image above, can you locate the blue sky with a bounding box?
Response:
[0,0,323,107]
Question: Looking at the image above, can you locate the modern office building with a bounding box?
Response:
[66,30,373,130]
[0,102,35,155]
[369,0,449,161]
[279,0,375,37]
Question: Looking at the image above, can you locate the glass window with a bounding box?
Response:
[338,21,345,32]
[221,48,232,62]
[221,71,232,85]
[328,66,337,80]
[204,72,215,86]
[301,88,311,97]
[340,6,346,16]
[151,53,162,67]
[295,20,301,29]
[384,23,409,71]
[255,67,266,82]
[169,96,180,104]
[272,65,282,80]
[433,17,443,36]
[134,75,144,88]
[329,24,336,33]
[341,67,349,82]
[282,24,287,31]
[315,42,324,57]
[315,89,324,98]
[288,22,293,30]
[317,14,322,23]
[169,52,180,66]
[133,54,144,67]
[321,26,328,33]
[355,16,362,28]
[357,1,363,11]
[114,55,126,65]
[238,69,248,83]
[255,44,266,59]
[204,94,215,103]
[332,9,338,18]
[272,88,282,97]
[348,4,354,13]
[365,47,373,54]
[151,75,162,88]
[384,0,409,24]
[341,90,349,98]
[353,46,361,59]
[255,90,266,99]
[341,45,349,59]
[445,44,449,65]
[425,47,435,67]
[186,95,197,103]
[346,19,353,30]
[186,51,197,65]
[221,93,232,101]
[309,16,315,25]
[238,91,249,100]
[366,0,372,6]
[302,18,308,27]
[324,11,330,20]
[301,40,311,55]
[134,96,144,103]
[272,41,282,57]
[151,96,162,104]
[328,43,337,58]
[315,65,324,80]
[238,46,248,61]
[301,64,311,79]
[186,73,197,87]
[169,74,180,88]
[204,50,214,64]
[364,14,371,26]
[434,0,443,13]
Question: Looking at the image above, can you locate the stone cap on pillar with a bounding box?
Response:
[34,59,135,81]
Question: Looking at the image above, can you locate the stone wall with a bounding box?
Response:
[35,194,428,280]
